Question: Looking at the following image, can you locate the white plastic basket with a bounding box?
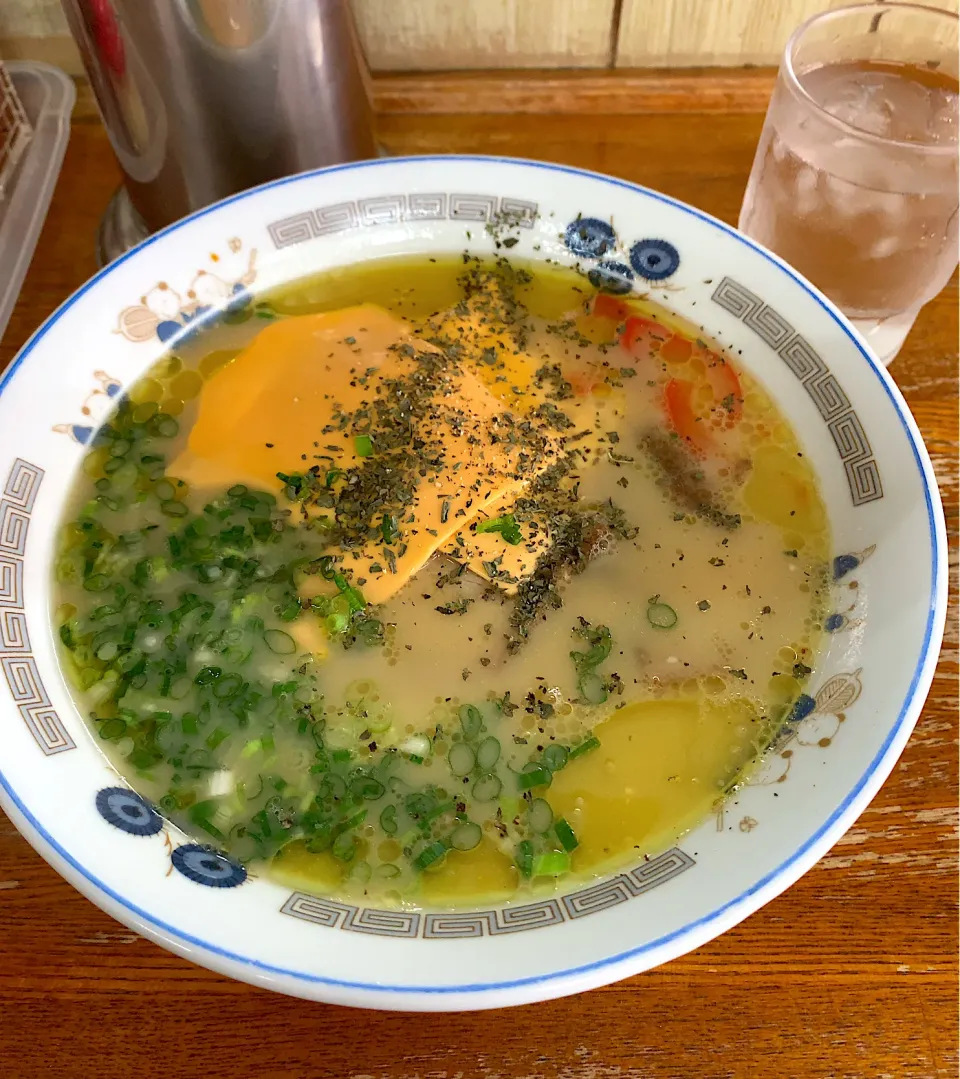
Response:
[0,61,75,345]
[0,61,32,202]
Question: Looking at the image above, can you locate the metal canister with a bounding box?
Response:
[61,0,377,262]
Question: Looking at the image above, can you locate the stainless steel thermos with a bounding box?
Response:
[61,0,377,260]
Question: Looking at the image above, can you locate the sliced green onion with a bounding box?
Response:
[475,735,501,771]
[95,641,119,662]
[189,800,224,839]
[533,851,570,877]
[515,839,534,878]
[379,804,398,834]
[153,415,179,438]
[542,744,569,772]
[332,833,357,862]
[111,462,138,491]
[413,840,448,870]
[472,773,502,802]
[450,821,482,851]
[517,763,552,791]
[263,628,296,654]
[423,799,456,825]
[213,672,243,699]
[447,741,476,777]
[578,672,607,704]
[527,798,554,834]
[569,735,601,760]
[350,776,385,801]
[332,572,365,611]
[318,773,347,801]
[354,434,374,457]
[344,587,365,613]
[647,601,678,629]
[554,817,579,851]
[475,513,522,544]
[194,666,221,686]
[98,717,127,740]
[206,726,229,749]
[79,668,100,691]
[458,704,483,740]
[349,860,373,885]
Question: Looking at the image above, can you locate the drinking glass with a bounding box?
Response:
[739,3,958,365]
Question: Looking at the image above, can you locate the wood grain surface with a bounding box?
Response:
[372,67,778,115]
[0,79,956,1079]
[351,0,617,70]
[615,0,960,68]
[4,0,959,70]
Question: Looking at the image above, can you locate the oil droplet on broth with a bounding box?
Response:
[419,838,519,905]
[549,696,761,874]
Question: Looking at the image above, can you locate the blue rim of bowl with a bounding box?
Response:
[0,155,945,1000]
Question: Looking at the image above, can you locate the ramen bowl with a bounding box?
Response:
[0,157,946,1010]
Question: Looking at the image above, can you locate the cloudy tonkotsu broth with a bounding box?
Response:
[56,255,828,907]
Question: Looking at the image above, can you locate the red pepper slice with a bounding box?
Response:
[703,350,743,420]
[659,335,693,364]
[566,365,603,396]
[664,378,714,456]
[591,294,634,322]
[620,315,670,360]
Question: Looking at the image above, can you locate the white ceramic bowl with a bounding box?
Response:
[0,157,946,1010]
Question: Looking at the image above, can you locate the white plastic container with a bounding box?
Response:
[0,62,75,345]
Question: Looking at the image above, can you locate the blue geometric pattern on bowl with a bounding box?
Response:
[563,217,617,258]
[629,239,680,281]
[587,260,634,294]
[563,217,680,286]
[171,844,247,888]
[95,786,163,837]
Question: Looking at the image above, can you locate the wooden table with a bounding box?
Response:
[1,84,957,1079]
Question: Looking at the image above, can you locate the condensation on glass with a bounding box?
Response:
[739,3,959,365]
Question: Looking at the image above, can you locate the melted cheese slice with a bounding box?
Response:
[171,305,406,491]
[435,318,629,593]
[172,304,561,604]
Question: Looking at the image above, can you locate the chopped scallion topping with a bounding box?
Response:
[475,513,522,545]
[647,601,678,629]
[532,851,570,877]
[554,817,579,851]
